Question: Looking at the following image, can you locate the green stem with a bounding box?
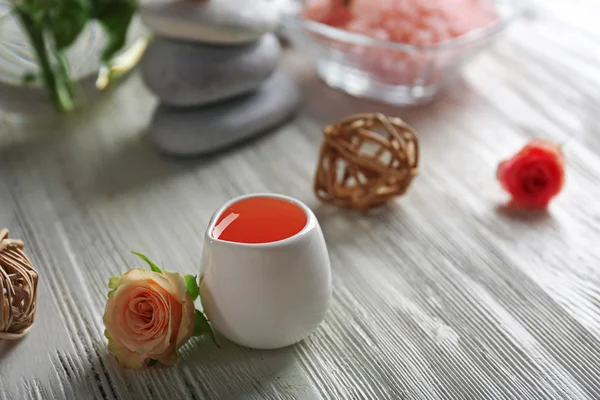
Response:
[13,8,75,113]
[55,50,77,104]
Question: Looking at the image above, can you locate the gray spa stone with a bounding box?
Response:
[141,34,280,107]
[140,0,286,45]
[150,71,301,157]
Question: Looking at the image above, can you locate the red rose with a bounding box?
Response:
[497,139,565,208]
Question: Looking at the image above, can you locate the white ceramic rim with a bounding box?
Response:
[206,193,317,248]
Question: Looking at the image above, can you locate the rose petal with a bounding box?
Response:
[162,270,190,302]
[119,268,173,291]
[151,296,182,359]
[145,288,173,355]
[121,268,188,302]
[106,331,149,369]
[106,282,171,353]
[148,293,194,361]
[497,140,565,209]
[175,292,196,348]
[157,349,180,366]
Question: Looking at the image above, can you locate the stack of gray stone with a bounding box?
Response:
[140,0,301,156]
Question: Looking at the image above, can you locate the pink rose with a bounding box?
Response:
[103,268,195,369]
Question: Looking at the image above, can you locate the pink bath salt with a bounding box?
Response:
[304,0,499,45]
[365,51,435,85]
[351,0,394,23]
[303,0,333,21]
[304,0,351,27]
[322,8,353,27]
[345,19,391,41]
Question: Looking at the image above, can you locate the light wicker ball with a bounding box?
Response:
[314,113,419,211]
[0,229,38,340]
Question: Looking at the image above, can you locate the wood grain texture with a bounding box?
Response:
[1,1,600,398]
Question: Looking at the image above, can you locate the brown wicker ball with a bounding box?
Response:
[314,113,419,211]
[0,229,38,340]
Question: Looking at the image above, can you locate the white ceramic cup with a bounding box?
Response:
[199,193,332,349]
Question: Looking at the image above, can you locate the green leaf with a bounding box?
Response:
[21,71,37,85]
[108,276,121,290]
[91,0,137,62]
[131,252,162,274]
[185,275,199,300]
[13,2,46,26]
[194,310,219,347]
[147,359,158,367]
[12,3,78,112]
[49,0,89,50]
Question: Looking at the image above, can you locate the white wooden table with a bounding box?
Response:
[1,1,600,398]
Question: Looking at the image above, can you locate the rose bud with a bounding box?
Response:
[497,139,565,209]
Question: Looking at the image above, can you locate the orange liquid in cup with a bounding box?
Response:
[212,197,308,244]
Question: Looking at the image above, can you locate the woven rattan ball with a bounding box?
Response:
[0,229,38,340]
[314,113,419,211]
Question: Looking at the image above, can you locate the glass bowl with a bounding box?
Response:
[0,1,148,115]
[282,0,521,105]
